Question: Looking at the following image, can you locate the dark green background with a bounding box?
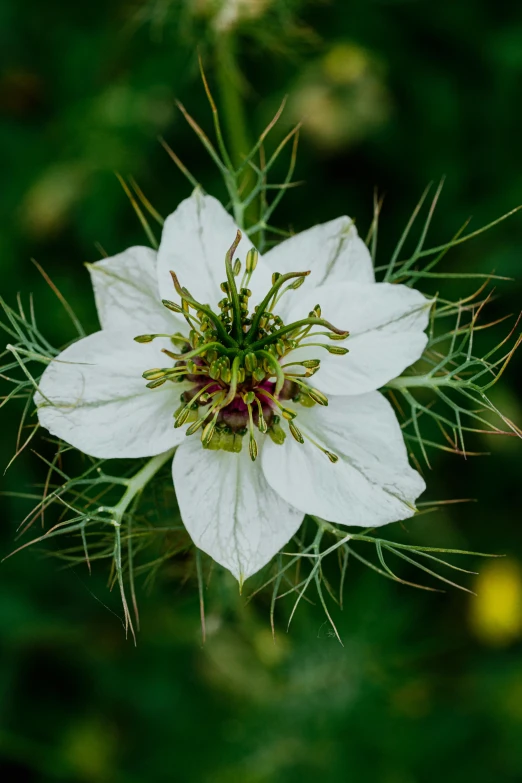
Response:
[1,1,522,781]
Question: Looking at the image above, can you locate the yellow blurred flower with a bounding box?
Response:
[290,41,392,150]
[470,559,522,646]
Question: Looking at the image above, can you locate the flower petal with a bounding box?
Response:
[35,330,188,459]
[156,191,272,311]
[285,281,431,395]
[87,246,184,335]
[173,437,304,582]
[264,217,374,316]
[262,392,425,527]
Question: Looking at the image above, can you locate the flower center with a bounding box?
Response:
[137,231,349,461]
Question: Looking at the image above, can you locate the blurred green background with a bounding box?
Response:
[1,1,522,781]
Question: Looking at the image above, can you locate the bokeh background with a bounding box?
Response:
[1,1,522,781]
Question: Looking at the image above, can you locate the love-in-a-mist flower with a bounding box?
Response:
[36,191,431,583]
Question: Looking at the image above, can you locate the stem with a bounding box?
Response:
[215,33,257,229]
[112,449,175,525]
[386,374,466,390]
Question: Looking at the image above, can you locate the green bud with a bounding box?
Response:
[243,390,256,405]
[328,331,350,341]
[146,378,167,389]
[253,367,266,382]
[271,271,281,285]
[290,276,306,290]
[257,414,268,434]
[326,451,339,463]
[281,407,297,420]
[302,359,321,369]
[233,258,241,276]
[134,334,155,343]
[298,394,316,408]
[268,423,286,445]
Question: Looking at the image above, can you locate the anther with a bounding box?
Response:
[289,422,304,443]
[305,388,329,406]
[162,299,183,313]
[325,346,349,355]
[249,436,258,461]
[245,248,258,274]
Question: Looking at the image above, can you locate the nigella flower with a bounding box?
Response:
[36,192,431,583]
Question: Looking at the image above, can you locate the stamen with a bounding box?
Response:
[174,382,215,428]
[256,388,296,419]
[291,378,329,406]
[289,421,304,443]
[244,396,258,461]
[294,342,350,355]
[255,397,268,433]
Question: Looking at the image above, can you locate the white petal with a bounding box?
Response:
[264,217,374,317]
[285,281,431,395]
[87,246,184,335]
[262,392,425,527]
[157,191,272,313]
[173,437,304,582]
[35,330,188,459]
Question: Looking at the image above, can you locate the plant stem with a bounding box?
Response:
[215,33,257,229]
[112,449,175,525]
[386,374,465,389]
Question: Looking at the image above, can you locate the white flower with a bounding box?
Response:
[35,191,431,583]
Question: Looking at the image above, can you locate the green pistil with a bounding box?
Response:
[168,271,238,349]
[248,317,348,353]
[245,270,311,343]
[138,232,349,461]
[224,230,244,340]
